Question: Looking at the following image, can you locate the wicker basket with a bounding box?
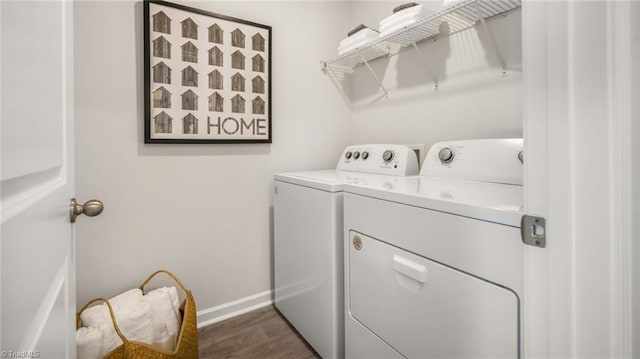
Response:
[77,270,199,359]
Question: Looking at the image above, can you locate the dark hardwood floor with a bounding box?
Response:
[198,305,320,359]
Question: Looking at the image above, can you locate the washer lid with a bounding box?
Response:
[344,176,523,227]
[275,170,402,193]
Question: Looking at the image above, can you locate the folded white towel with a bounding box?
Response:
[80,289,144,329]
[396,3,431,16]
[380,12,421,30]
[379,4,433,28]
[148,286,180,313]
[77,287,182,357]
[76,326,104,359]
[153,323,178,352]
[145,287,182,351]
[79,288,154,355]
[340,28,379,47]
[338,28,380,55]
[116,299,155,344]
[167,286,180,311]
[339,36,370,50]
[380,17,422,35]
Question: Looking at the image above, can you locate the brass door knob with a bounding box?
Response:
[70,198,104,223]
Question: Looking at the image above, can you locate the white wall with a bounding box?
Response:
[345,1,522,148]
[73,1,351,313]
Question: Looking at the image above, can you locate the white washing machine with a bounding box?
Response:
[343,139,524,359]
[274,145,419,359]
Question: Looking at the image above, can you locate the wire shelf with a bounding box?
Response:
[322,0,521,71]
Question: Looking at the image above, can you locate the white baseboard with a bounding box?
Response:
[196,290,273,328]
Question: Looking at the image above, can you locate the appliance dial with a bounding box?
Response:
[518,151,524,164]
[361,151,369,160]
[382,150,394,162]
[353,151,360,159]
[345,151,352,159]
[438,147,455,164]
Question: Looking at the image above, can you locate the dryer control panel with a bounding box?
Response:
[337,144,419,177]
[422,138,523,185]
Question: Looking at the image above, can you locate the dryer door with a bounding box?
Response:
[348,231,519,358]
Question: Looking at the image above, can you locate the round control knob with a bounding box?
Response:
[353,151,360,159]
[382,150,394,162]
[438,147,455,164]
[345,151,352,159]
[361,151,369,160]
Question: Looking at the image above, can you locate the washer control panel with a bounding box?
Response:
[337,144,419,176]
[422,139,523,185]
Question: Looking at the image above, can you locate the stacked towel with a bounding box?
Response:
[76,326,104,359]
[338,25,380,55]
[80,289,154,356]
[145,286,182,350]
[77,287,182,358]
[379,4,435,36]
[116,299,155,344]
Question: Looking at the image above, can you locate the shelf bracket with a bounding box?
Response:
[360,55,388,98]
[474,1,507,75]
[411,43,438,89]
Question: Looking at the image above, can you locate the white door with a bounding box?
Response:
[1,1,77,357]
[523,1,638,357]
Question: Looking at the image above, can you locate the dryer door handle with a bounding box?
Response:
[393,255,428,283]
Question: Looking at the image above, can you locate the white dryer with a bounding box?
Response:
[274,145,419,359]
[343,139,524,359]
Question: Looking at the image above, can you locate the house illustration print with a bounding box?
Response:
[181,42,198,63]
[182,66,198,87]
[181,17,198,39]
[182,113,198,134]
[252,54,265,72]
[181,89,198,110]
[152,11,171,34]
[252,76,264,94]
[208,70,223,89]
[252,33,265,52]
[209,47,223,66]
[146,1,271,142]
[153,36,171,59]
[252,96,265,115]
[152,87,171,108]
[154,111,172,133]
[231,29,245,48]
[208,24,223,44]
[209,92,223,112]
[153,62,171,84]
[231,94,245,113]
[232,50,245,70]
[232,73,245,92]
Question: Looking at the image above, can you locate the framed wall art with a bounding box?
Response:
[144,0,272,143]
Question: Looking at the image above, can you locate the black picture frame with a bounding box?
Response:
[144,0,272,143]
